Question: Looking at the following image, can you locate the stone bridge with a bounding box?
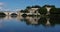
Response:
[3,11,40,16]
[3,11,20,16]
[0,7,51,16]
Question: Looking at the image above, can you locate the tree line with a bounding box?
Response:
[0,5,60,16]
[20,5,60,15]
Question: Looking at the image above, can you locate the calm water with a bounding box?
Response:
[0,15,60,32]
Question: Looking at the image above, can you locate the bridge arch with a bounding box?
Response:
[10,12,18,16]
[4,12,19,16]
[11,13,17,16]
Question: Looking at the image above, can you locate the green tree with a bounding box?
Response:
[20,10,24,13]
[24,9,29,13]
[55,8,60,14]
[26,6,31,9]
[49,5,56,14]
[32,5,41,8]
[50,7,56,14]
[0,12,6,16]
[38,7,47,15]
[43,5,56,15]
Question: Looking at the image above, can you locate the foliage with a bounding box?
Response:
[24,9,29,13]
[20,5,60,15]
[38,7,47,15]
[20,10,24,13]
[50,7,56,14]
[0,12,6,16]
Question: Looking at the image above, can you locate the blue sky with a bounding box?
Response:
[0,0,60,11]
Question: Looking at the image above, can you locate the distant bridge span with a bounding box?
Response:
[3,12,20,16]
[3,11,40,16]
[0,7,51,16]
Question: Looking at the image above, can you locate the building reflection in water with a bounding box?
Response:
[0,15,60,27]
[18,16,60,27]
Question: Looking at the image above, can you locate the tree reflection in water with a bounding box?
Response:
[0,14,60,27]
[20,15,60,27]
[0,16,6,19]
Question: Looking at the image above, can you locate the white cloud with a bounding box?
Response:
[0,2,4,5]
[0,2,5,11]
[15,9,21,11]
[0,7,2,9]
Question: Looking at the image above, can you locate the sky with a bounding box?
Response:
[0,0,60,11]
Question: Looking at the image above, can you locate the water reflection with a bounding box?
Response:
[0,15,60,32]
[0,16,6,19]
[21,16,60,27]
[0,15,60,27]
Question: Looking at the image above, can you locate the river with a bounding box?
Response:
[0,15,60,32]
